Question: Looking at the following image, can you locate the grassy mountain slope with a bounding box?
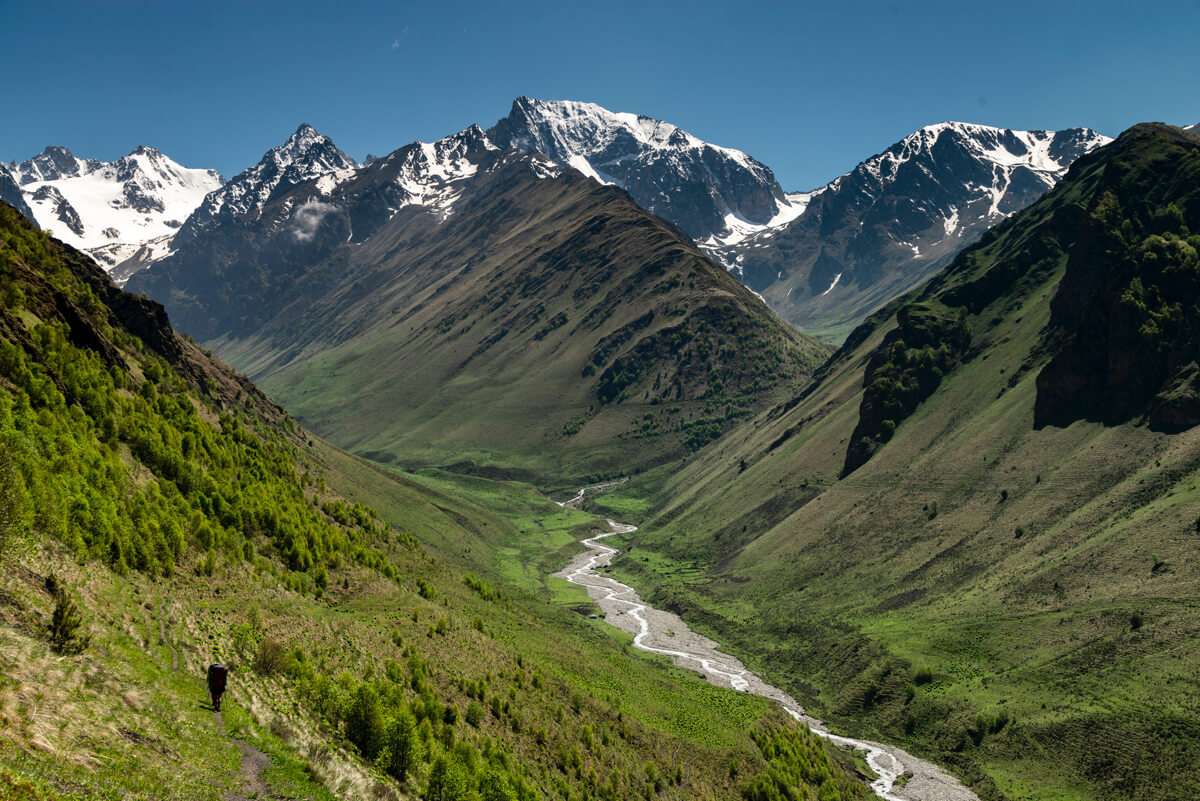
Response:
[188,157,830,485]
[588,124,1200,801]
[0,203,866,801]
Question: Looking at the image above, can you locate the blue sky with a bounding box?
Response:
[3,0,1197,190]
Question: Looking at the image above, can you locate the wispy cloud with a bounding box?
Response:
[291,198,338,243]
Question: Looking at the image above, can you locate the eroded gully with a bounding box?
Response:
[551,508,979,801]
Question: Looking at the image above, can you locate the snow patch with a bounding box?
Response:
[701,191,812,249]
[943,205,960,237]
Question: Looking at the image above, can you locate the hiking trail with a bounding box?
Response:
[156,597,271,800]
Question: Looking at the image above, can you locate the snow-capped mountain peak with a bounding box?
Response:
[488,97,791,242]
[860,121,1110,191]
[706,120,1112,337]
[176,124,356,242]
[10,143,223,268]
[11,145,93,185]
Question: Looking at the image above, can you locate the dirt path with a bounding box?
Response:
[211,709,273,801]
[553,515,979,801]
[225,736,273,801]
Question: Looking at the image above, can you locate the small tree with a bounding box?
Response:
[426,754,470,801]
[49,592,88,654]
[381,710,421,782]
[345,684,385,760]
[479,768,517,801]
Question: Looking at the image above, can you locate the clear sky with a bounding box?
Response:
[3,0,1197,191]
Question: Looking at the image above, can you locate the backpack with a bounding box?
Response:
[208,663,227,690]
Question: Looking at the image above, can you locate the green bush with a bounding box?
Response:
[345,684,386,760]
[466,700,484,728]
[254,638,286,676]
[48,592,88,654]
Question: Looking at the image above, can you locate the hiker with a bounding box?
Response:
[207,663,228,711]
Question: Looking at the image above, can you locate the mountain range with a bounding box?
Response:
[105,103,1110,481]
[126,122,828,482]
[7,99,1109,345]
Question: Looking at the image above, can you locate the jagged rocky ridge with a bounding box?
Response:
[126,124,522,339]
[170,124,355,249]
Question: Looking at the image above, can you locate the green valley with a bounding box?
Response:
[5,5,1198,801]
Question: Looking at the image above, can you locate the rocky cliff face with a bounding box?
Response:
[0,166,33,221]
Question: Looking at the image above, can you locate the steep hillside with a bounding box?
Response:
[129,129,829,485]
[0,202,864,801]
[707,123,1108,341]
[591,124,1200,801]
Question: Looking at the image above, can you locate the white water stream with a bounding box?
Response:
[552,502,978,801]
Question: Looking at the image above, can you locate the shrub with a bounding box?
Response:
[466,700,484,728]
[253,638,286,675]
[49,592,88,654]
[345,685,386,760]
[381,711,421,782]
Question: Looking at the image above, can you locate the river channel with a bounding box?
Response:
[552,510,979,801]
